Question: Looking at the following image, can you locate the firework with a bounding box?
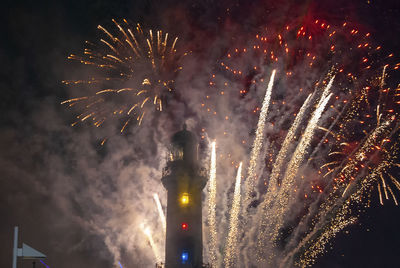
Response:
[258,79,333,259]
[224,162,243,267]
[206,141,218,267]
[153,193,166,234]
[63,15,400,268]
[206,15,400,267]
[62,19,185,139]
[280,78,333,193]
[287,145,398,267]
[244,69,276,204]
[256,93,312,257]
[275,69,400,266]
[268,94,312,189]
[290,82,400,264]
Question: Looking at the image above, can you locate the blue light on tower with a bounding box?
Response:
[181,251,189,264]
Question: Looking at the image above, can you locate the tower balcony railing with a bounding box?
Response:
[161,166,208,178]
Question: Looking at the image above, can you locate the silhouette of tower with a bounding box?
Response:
[161,125,207,267]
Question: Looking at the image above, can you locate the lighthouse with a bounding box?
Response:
[161,125,208,267]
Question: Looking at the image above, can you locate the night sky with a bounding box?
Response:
[1,0,400,267]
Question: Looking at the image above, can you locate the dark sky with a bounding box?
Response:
[1,0,400,267]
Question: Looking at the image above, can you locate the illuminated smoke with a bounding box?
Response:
[224,162,243,267]
[55,11,400,268]
[153,193,166,234]
[244,69,276,204]
[206,141,218,267]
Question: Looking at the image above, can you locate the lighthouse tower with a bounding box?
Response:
[161,126,207,268]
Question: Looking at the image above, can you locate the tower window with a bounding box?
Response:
[181,223,188,230]
[169,147,184,161]
[180,193,190,205]
[181,251,189,264]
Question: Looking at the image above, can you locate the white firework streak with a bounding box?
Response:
[320,76,334,101]
[260,78,334,250]
[153,193,166,234]
[207,141,218,267]
[256,94,312,254]
[279,78,334,191]
[141,226,161,261]
[224,162,243,268]
[268,94,312,194]
[244,69,276,204]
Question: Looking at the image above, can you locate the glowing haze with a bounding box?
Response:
[3,1,399,268]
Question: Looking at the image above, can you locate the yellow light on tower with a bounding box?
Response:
[180,193,190,205]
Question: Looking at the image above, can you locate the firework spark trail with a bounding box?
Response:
[311,78,397,202]
[239,69,275,265]
[278,79,334,192]
[284,158,392,267]
[141,225,160,261]
[308,92,352,163]
[255,94,312,256]
[284,118,400,266]
[267,94,312,190]
[290,206,357,268]
[332,119,392,192]
[259,80,334,251]
[206,141,218,267]
[285,122,395,253]
[224,162,243,268]
[152,193,166,234]
[244,69,276,204]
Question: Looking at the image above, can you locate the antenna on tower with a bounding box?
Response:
[12,226,47,268]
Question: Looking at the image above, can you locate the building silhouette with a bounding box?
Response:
[161,126,208,268]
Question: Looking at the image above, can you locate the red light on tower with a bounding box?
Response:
[181,223,188,230]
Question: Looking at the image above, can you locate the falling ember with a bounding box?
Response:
[378,183,384,205]
[62,19,185,138]
[101,138,107,146]
[244,69,276,204]
[206,141,218,267]
[141,225,161,261]
[153,193,166,234]
[388,185,398,206]
[224,162,243,268]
